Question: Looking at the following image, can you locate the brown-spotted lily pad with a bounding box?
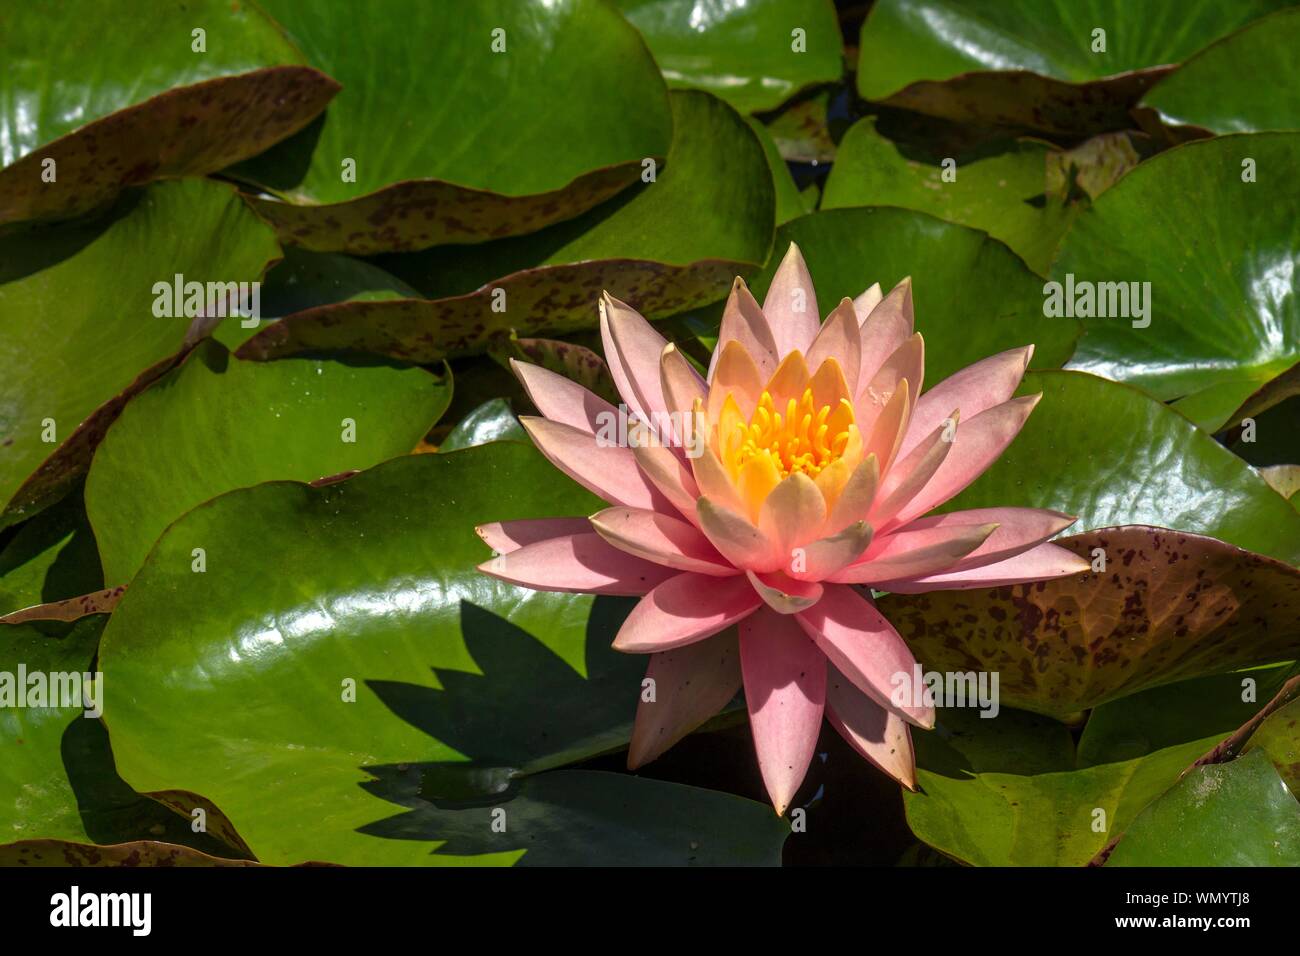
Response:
[855,0,1290,136]
[0,492,103,616]
[229,0,673,254]
[611,0,844,115]
[1260,465,1300,506]
[488,334,619,406]
[1208,360,1300,435]
[0,179,282,528]
[237,91,774,361]
[0,586,125,625]
[765,91,838,164]
[1245,696,1300,792]
[0,840,259,867]
[0,0,337,225]
[879,527,1300,720]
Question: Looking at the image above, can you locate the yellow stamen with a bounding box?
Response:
[729,387,859,481]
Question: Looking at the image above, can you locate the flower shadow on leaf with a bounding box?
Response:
[366,597,639,796]
[353,599,784,865]
[58,710,244,857]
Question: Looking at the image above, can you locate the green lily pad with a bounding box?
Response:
[747,118,807,226]
[1244,696,1300,791]
[1078,666,1296,767]
[84,340,451,585]
[1054,133,1300,431]
[1141,8,1300,134]
[0,0,337,225]
[487,334,619,405]
[613,0,843,114]
[1259,465,1300,506]
[232,0,673,254]
[746,207,1079,382]
[855,0,1289,135]
[1105,750,1300,866]
[437,400,526,453]
[881,527,1300,720]
[1228,393,1300,468]
[822,117,1079,275]
[944,371,1300,563]
[765,91,837,164]
[904,706,1215,866]
[0,493,102,616]
[0,179,282,529]
[0,617,239,855]
[1208,360,1300,437]
[237,90,774,362]
[211,247,421,351]
[1043,132,1143,201]
[99,444,787,865]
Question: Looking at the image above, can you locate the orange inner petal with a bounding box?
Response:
[711,355,859,517]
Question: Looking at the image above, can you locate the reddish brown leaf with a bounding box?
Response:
[236,258,744,362]
[0,585,125,625]
[879,526,1300,719]
[0,67,338,226]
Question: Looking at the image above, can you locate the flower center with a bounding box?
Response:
[731,386,857,479]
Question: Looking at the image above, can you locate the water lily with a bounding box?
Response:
[477,244,1090,813]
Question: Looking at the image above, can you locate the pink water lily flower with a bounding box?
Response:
[477,243,1090,813]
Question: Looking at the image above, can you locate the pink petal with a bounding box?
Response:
[862,378,911,475]
[868,411,958,527]
[825,668,916,790]
[708,340,765,422]
[658,344,708,454]
[690,445,748,516]
[740,608,827,814]
[613,572,761,652]
[832,522,998,583]
[795,521,874,580]
[825,453,881,531]
[899,345,1034,458]
[762,243,820,357]
[709,278,778,380]
[632,442,701,522]
[806,298,862,396]
[628,631,742,769]
[893,507,1076,573]
[889,393,1041,526]
[475,517,592,554]
[590,507,736,576]
[877,542,1092,592]
[511,359,614,435]
[521,416,673,511]
[853,282,883,324]
[477,532,676,595]
[857,277,913,384]
[795,584,933,728]
[697,497,779,572]
[660,343,707,420]
[758,472,827,557]
[859,332,924,419]
[600,292,669,422]
[746,569,824,614]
